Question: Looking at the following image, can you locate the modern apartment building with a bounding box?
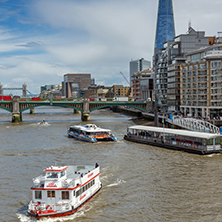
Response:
[154,27,212,112]
[62,73,91,98]
[129,58,151,86]
[180,43,222,118]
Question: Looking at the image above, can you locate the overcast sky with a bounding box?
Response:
[0,0,221,94]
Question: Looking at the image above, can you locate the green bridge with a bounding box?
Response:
[0,96,150,122]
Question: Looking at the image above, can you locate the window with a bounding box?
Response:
[62,191,69,200]
[211,61,221,68]
[61,170,65,177]
[46,172,58,178]
[35,191,42,199]
[47,191,55,198]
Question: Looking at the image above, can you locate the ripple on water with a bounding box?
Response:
[1,109,222,222]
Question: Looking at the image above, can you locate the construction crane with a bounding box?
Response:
[120,72,130,86]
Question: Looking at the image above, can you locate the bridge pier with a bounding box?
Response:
[74,109,81,114]
[81,111,90,121]
[12,96,22,122]
[81,98,90,121]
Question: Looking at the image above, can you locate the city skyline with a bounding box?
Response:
[0,0,221,93]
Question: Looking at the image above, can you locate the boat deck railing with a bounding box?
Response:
[29,200,72,212]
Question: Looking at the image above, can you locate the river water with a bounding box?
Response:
[0,107,222,222]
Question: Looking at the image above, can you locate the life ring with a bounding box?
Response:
[34,205,40,211]
[46,205,52,210]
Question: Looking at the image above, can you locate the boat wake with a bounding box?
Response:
[106,178,126,187]
[205,153,221,158]
[30,122,51,126]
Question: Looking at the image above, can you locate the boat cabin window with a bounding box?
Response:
[215,138,222,145]
[76,179,96,198]
[62,191,69,200]
[61,170,66,177]
[46,172,59,178]
[35,191,42,199]
[206,139,213,145]
[47,191,55,198]
[70,128,81,133]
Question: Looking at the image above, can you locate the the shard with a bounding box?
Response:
[155,0,175,51]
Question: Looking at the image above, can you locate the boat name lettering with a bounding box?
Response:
[80,194,86,201]
[88,172,93,178]
[47,183,57,187]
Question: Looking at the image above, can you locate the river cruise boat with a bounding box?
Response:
[27,163,102,220]
[67,124,117,142]
[124,125,222,154]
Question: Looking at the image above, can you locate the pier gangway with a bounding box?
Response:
[168,116,220,134]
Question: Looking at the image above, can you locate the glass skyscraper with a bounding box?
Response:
[155,0,175,51]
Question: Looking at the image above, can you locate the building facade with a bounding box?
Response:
[40,84,62,98]
[62,74,91,98]
[131,68,153,100]
[110,85,133,98]
[154,27,212,112]
[180,43,222,118]
[41,84,62,92]
[129,58,151,86]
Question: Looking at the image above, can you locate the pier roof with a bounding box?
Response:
[128,126,221,139]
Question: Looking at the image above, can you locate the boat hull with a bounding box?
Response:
[67,131,116,143]
[28,184,102,220]
[124,135,221,155]
[68,131,96,142]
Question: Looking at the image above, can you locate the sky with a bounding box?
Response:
[0,0,222,94]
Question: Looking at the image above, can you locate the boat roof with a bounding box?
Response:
[70,124,111,132]
[127,125,222,139]
[45,166,68,171]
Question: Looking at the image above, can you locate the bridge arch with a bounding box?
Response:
[90,104,147,112]
[0,106,13,113]
[20,104,83,113]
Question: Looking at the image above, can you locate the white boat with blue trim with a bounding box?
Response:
[67,124,117,142]
[27,163,101,220]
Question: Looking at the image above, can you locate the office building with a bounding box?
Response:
[129,58,151,86]
[131,68,153,100]
[62,73,91,98]
[155,0,175,52]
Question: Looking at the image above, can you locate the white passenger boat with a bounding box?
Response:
[27,163,102,220]
[124,125,222,154]
[67,124,117,142]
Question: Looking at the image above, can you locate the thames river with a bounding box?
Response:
[0,107,222,222]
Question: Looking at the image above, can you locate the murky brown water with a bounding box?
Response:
[0,107,222,222]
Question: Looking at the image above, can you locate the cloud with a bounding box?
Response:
[17,41,44,48]
[0,0,222,94]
